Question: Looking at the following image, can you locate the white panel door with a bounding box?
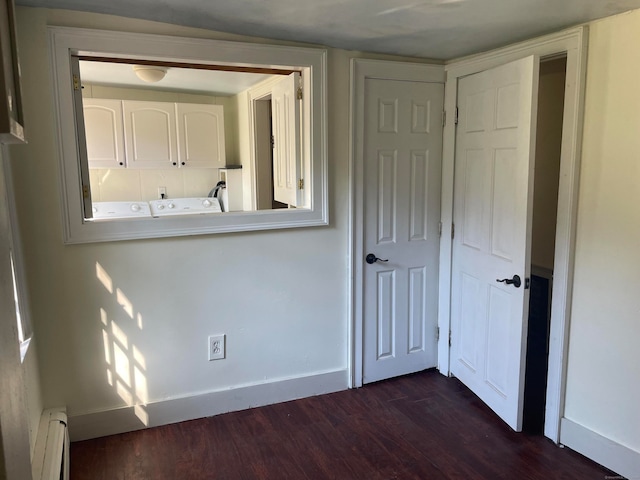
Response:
[176,103,226,169]
[83,99,126,169]
[450,56,539,431]
[363,79,443,384]
[123,101,178,169]
[271,72,302,207]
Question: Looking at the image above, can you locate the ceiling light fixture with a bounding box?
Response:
[133,65,168,83]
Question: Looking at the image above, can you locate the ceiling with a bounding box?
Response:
[79,61,273,96]
[17,0,640,59]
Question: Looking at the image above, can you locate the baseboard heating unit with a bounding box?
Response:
[32,409,69,480]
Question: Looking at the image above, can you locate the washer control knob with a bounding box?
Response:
[157,204,165,210]
[167,202,175,209]
[202,199,212,208]
[92,207,98,214]
[130,204,141,212]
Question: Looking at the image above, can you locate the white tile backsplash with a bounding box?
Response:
[90,168,220,201]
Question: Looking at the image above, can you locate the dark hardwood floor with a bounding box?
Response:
[71,370,615,479]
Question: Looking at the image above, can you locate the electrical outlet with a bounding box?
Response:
[208,334,225,361]
[158,186,167,199]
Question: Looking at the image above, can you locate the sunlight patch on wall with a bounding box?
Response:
[116,288,134,319]
[97,261,150,427]
[96,262,113,293]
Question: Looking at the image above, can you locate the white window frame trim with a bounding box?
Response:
[48,27,328,244]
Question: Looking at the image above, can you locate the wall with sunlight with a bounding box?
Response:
[11,6,355,437]
[10,6,439,439]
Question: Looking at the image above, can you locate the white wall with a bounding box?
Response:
[0,148,33,479]
[564,8,640,458]
[10,7,436,440]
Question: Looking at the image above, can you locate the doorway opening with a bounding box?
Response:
[253,97,288,210]
[522,56,567,433]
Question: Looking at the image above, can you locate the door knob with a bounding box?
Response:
[496,275,521,288]
[365,253,388,264]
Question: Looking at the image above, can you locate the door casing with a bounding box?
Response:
[349,25,588,444]
[440,27,588,442]
[349,59,446,389]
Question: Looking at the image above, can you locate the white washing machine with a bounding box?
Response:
[149,197,222,217]
[90,201,152,220]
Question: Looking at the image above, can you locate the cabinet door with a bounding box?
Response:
[83,99,126,169]
[123,101,178,168]
[176,103,226,168]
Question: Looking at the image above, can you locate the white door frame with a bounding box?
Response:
[349,59,445,388]
[439,26,588,442]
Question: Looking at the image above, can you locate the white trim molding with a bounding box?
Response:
[48,26,328,243]
[67,368,347,441]
[349,59,445,388]
[439,26,588,442]
[560,418,640,480]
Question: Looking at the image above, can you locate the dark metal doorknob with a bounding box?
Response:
[496,274,522,288]
[365,253,388,264]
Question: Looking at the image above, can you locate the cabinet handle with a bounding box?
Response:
[181,162,186,166]
[172,162,177,166]
[119,162,124,166]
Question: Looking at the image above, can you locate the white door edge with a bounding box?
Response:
[439,26,589,442]
[349,59,445,389]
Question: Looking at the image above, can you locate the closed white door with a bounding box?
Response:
[123,101,178,168]
[450,56,540,431]
[176,103,226,169]
[363,78,443,384]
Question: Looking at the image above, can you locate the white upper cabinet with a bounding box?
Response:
[123,101,179,169]
[83,99,126,168]
[271,72,302,207]
[89,100,227,169]
[176,104,226,169]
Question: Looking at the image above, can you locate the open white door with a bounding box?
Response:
[362,78,443,384]
[271,72,302,207]
[450,55,539,431]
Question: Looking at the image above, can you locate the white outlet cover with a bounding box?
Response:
[208,334,225,361]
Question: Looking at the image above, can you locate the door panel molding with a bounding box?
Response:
[439,26,588,441]
[350,59,445,388]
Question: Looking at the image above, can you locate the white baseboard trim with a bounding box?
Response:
[68,368,348,442]
[560,417,640,480]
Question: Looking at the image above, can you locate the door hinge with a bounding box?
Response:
[436,326,440,342]
[442,110,446,127]
[297,86,303,100]
[73,74,81,91]
[454,106,459,125]
[451,222,455,239]
[298,178,304,190]
[438,221,443,237]
[271,135,275,149]
[449,330,452,347]
[525,277,531,289]
[82,184,90,198]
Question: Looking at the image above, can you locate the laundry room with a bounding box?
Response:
[79,59,295,219]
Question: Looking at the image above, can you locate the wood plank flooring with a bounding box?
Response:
[70,370,614,479]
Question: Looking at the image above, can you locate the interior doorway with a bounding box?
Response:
[253,97,287,210]
[522,56,567,433]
